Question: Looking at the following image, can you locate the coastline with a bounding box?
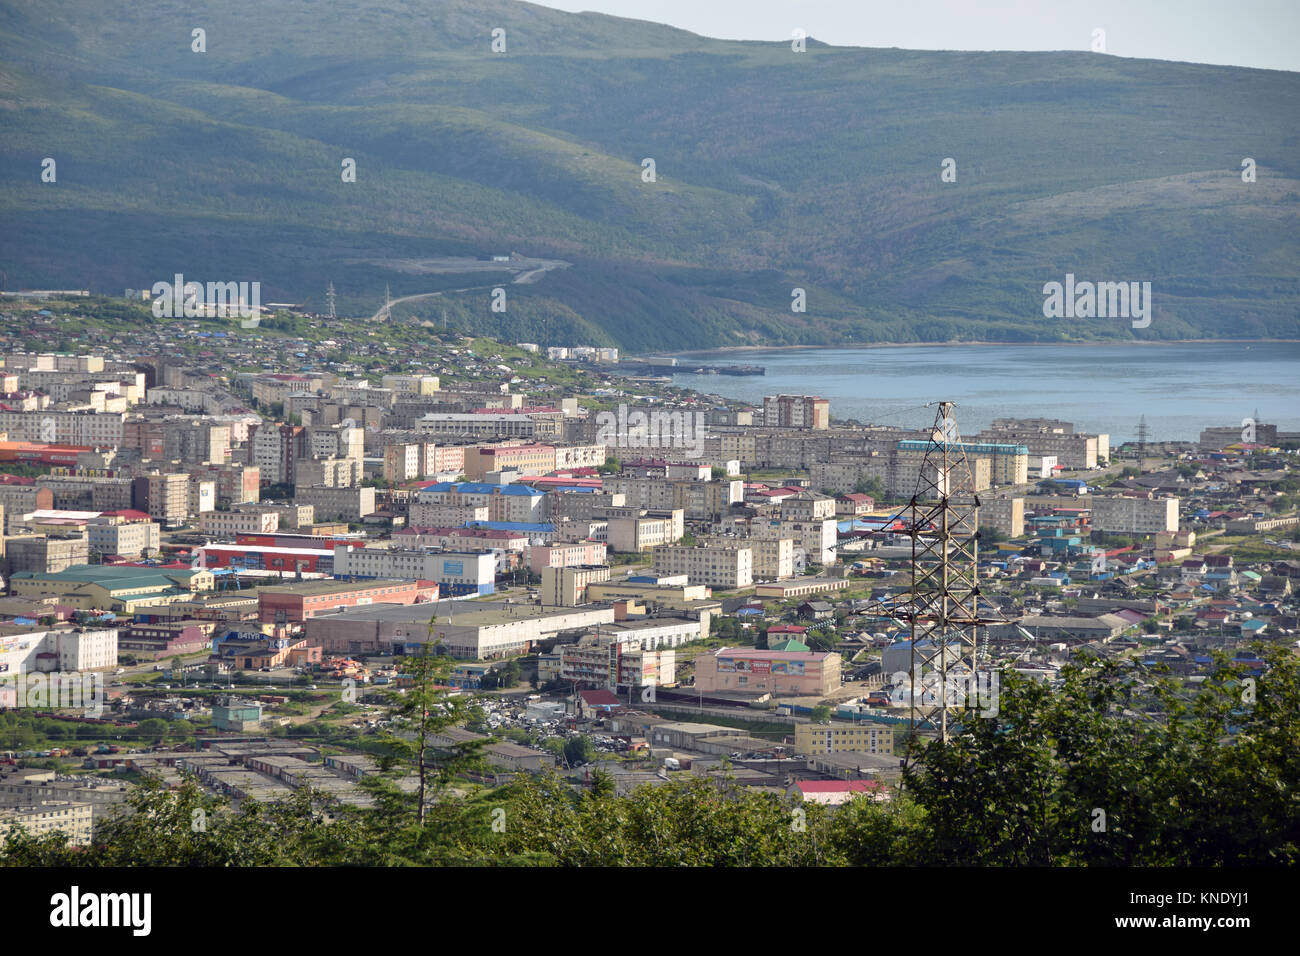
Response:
[667,338,1300,358]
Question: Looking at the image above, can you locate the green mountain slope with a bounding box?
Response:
[1,0,1297,349]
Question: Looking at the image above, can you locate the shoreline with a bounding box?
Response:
[666,338,1300,358]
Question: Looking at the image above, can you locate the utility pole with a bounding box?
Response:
[899,402,996,755]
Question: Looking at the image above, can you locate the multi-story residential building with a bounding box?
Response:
[527,541,608,574]
[199,509,282,537]
[417,413,538,440]
[0,802,94,848]
[0,410,125,446]
[980,497,1026,538]
[193,463,261,508]
[1088,495,1179,534]
[793,722,894,756]
[415,482,547,524]
[0,627,119,674]
[293,457,362,489]
[86,515,160,560]
[381,374,440,397]
[605,512,682,553]
[134,473,190,526]
[5,534,90,574]
[763,395,830,430]
[0,485,53,525]
[697,534,794,579]
[189,478,216,515]
[541,565,612,606]
[250,373,325,407]
[407,502,490,527]
[296,485,376,522]
[383,441,466,482]
[653,544,753,589]
[332,545,496,596]
[976,419,1110,470]
[559,634,676,690]
[251,422,305,485]
[554,444,607,471]
[463,443,557,480]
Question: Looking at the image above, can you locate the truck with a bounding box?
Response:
[662,757,681,771]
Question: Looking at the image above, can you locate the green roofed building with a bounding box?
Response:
[767,638,811,652]
[8,564,214,613]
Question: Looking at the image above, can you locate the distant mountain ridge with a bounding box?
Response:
[1,0,1298,349]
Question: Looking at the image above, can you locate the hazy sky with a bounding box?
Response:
[537,0,1300,72]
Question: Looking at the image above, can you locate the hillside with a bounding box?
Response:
[1,0,1298,349]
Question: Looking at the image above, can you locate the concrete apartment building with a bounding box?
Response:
[382,441,465,482]
[199,509,282,537]
[0,801,94,848]
[294,457,362,489]
[606,512,682,553]
[0,627,119,674]
[415,482,547,524]
[5,534,89,574]
[698,534,794,579]
[976,418,1110,470]
[540,564,612,606]
[980,497,1026,538]
[134,472,190,526]
[653,544,753,589]
[1087,495,1179,534]
[382,374,440,396]
[559,634,676,690]
[763,394,830,430]
[417,413,539,440]
[86,515,160,559]
[793,722,895,757]
[528,541,608,574]
[463,443,556,480]
[332,544,496,596]
[296,485,376,522]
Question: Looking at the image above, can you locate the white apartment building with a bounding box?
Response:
[653,544,752,589]
[698,534,794,579]
[199,509,281,537]
[333,545,495,596]
[1087,496,1179,534]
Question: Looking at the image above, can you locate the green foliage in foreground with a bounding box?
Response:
[3,648,1295,867]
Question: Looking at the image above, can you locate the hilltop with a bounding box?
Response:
[1,0,1298,349]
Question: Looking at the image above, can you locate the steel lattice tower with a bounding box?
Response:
[898,402,998,748]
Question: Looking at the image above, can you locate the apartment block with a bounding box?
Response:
[698,534,794,579]
[199,509,282,537]
[793,722,895,756]
[1087,496,1179,534]
[296,486,377,522]
[763,395,830,430]
[653,544,752,589]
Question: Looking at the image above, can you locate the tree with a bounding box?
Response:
[854,475,886,500]
[563,735,596,767]
[811,704,833,724]
[371,616,483,826]
[136,718,170,744]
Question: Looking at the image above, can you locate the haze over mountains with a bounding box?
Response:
[2,0,1298,349]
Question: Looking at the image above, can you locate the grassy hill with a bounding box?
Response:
[1,0,1298,349]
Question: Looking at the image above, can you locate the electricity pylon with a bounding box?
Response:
[898,402,996,748]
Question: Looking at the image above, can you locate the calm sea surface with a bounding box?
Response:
[673,343,1300,443]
